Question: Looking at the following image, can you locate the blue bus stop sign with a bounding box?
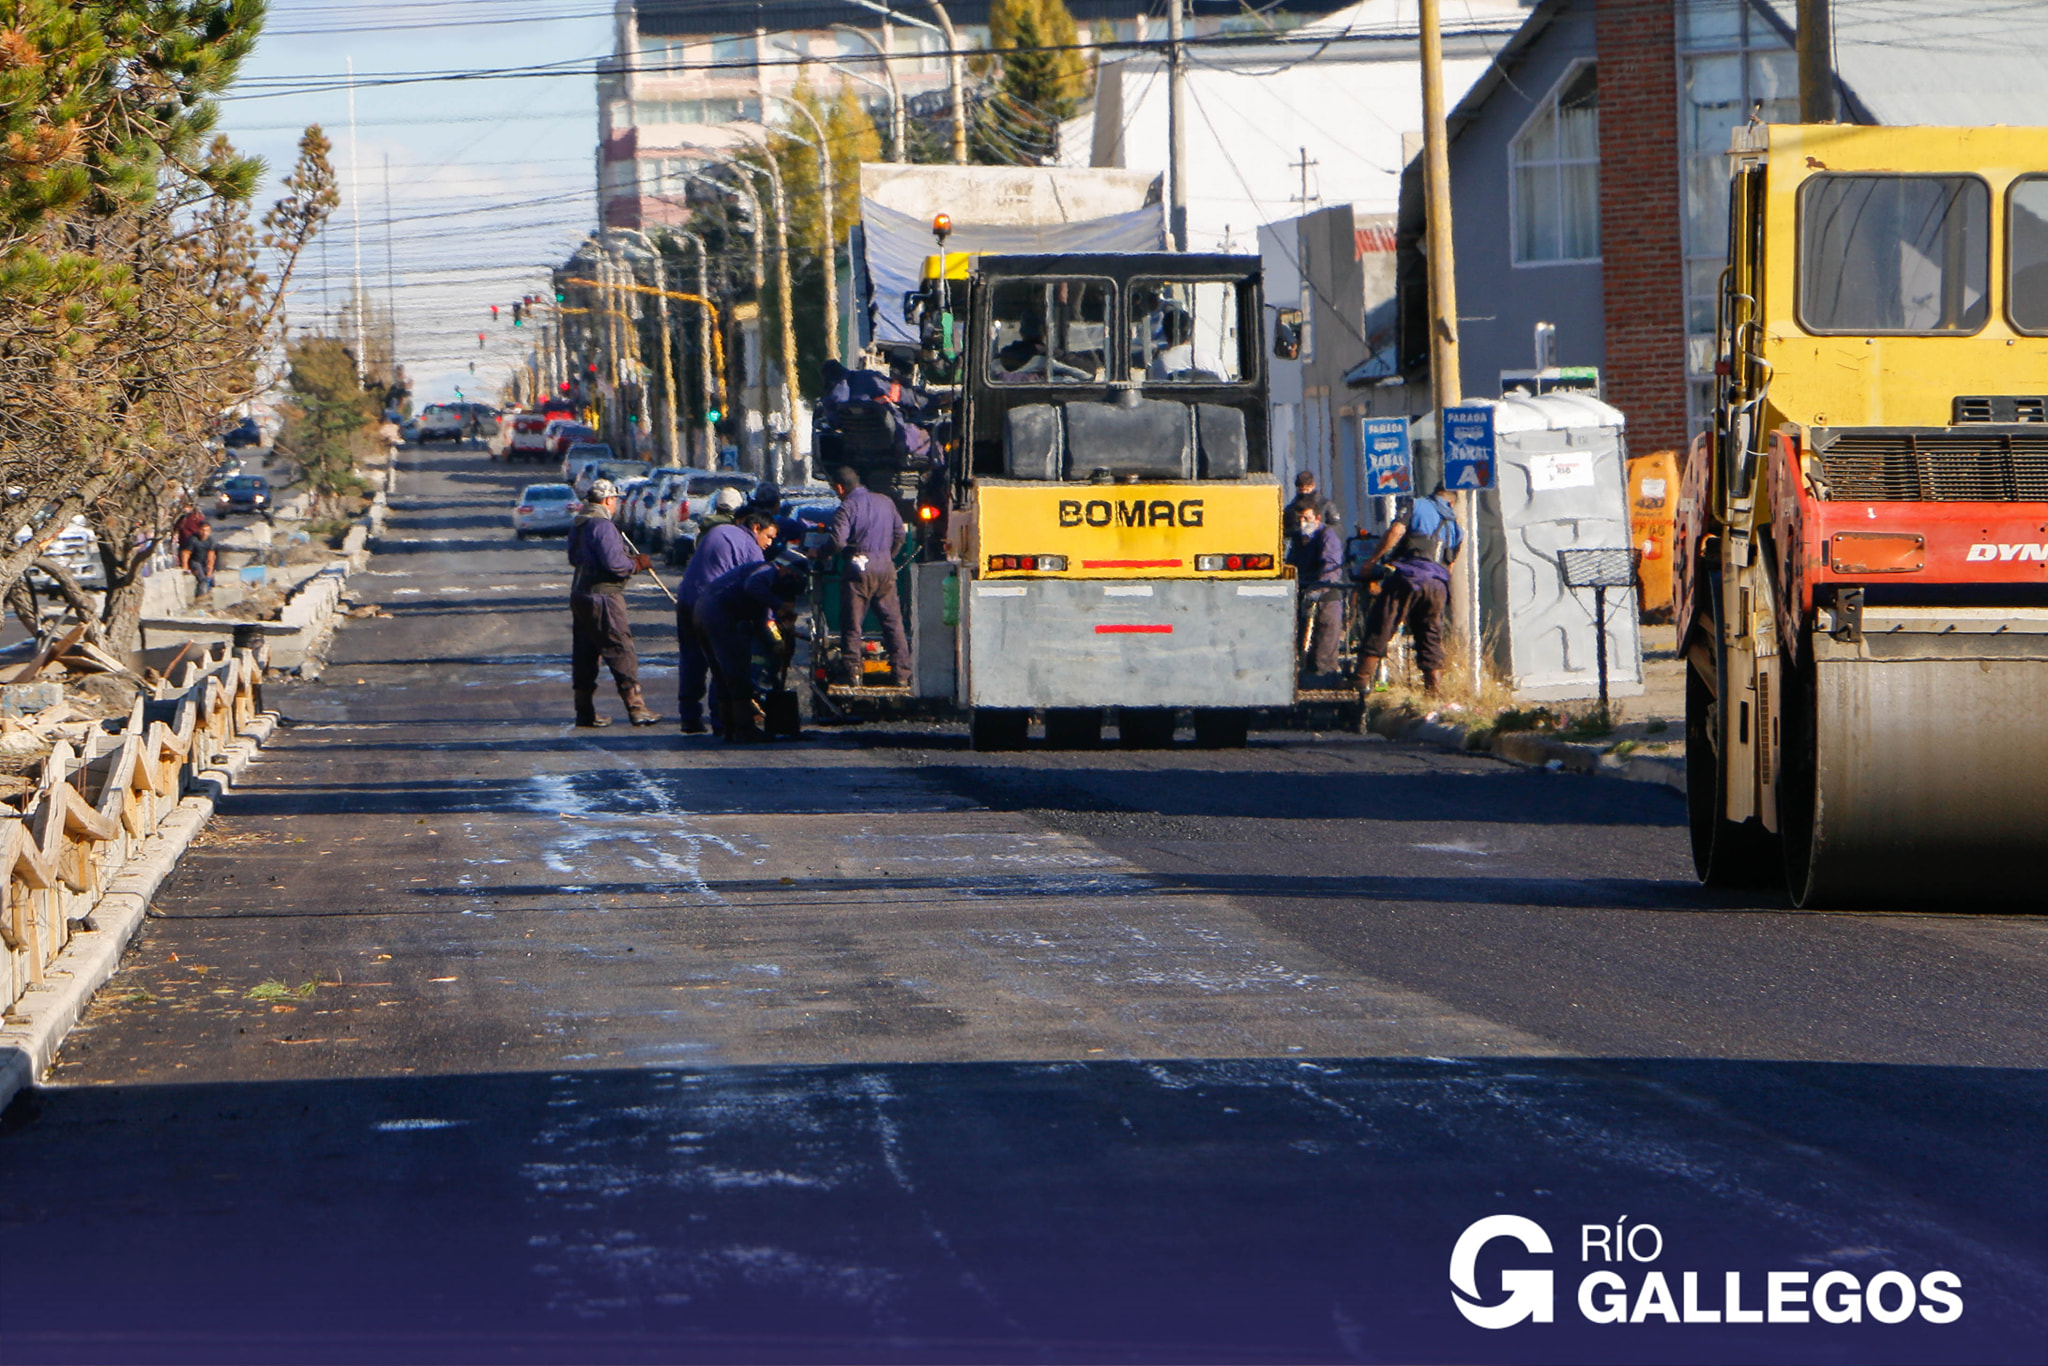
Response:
[1442,404,1497,491]
[1361,417,1414,497]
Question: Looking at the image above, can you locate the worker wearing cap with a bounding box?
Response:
[825,465,910,684]
[1351,484,1461,696]
[696,547,810,741]
[675,508,774,734]
[566,478,659,727]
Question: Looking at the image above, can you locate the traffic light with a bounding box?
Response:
[477,331,485,348]
[559,381,571,393]
[512,302,523,327]
[490,304,499,321]
[556,288,566,303]
[705,407,722,424]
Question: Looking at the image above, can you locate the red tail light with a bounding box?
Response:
[917,504,941,522]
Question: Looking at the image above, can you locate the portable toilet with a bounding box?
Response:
[1475,392,1643,701]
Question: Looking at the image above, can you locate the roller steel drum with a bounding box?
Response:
[1786,609,2048,906]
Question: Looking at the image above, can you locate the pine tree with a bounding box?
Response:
[977,0,1092,165]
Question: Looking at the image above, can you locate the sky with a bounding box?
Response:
[214,0,616,407]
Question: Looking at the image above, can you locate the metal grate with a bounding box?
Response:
[1816,428,2048,501]
[1558,547,1639,589]
[1953,395,2048,424]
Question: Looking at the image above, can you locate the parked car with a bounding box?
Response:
[20,514,107,593]
[215,474,271,517]
[546,419,598,462]
[512,483,579,539]
[220,416,263,449]
[197,458,243,494]
[640,470,695,549]
[402,404,467,443]
[615,477,656,539]
[569,456,650,499]
[662,471,759,565]
[505,412,552,461]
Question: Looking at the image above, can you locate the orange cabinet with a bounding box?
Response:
[1628,449,1680,617]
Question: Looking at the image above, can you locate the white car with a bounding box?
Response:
[512,484,579,539]
[404,404,466,442]
[505,412,552,460]
[661,471,758,565]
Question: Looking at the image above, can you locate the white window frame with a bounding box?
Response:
[1508,59,1601,268]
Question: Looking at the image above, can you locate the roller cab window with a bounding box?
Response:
[985,277,1112,384]
[2008,176,2048,334]
[1128,279,1247,382]
[1797,173,1989,334]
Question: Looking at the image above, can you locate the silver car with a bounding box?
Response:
[512,483,579,539]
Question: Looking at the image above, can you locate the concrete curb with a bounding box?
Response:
[1366,705,1686,794]
[0,713,279,1116]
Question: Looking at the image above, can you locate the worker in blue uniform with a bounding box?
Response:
[1287,501,1348,681]
[1352,485,1462,696]
[696,548,810,741]
[675,509,776,734]
[566,478,659,727]
[825,465,910,685]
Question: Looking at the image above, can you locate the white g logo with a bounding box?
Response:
[1450,1215,1555,1329]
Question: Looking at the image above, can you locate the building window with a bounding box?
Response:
[1678,0,1797,441]
[1509,62,1599,265]
[711,34,757,66]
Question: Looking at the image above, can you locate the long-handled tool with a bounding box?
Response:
[619,531,678,605]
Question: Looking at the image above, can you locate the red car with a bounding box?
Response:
[546,420,598,461]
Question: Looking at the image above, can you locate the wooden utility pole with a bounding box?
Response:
[1167,0,1188,250]
[1797,0,1838,122]
[1418,0,1481,689]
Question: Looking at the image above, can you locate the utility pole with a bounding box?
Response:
[1167,0,1188,250]
[382,153,397,379]
[1419,0,1480,691]
[1797,0,1838,122]
[1289,147,1319,212]
[346,56,365,381]
[671,229,718,462]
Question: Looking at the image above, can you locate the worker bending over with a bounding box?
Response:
[1352,485,1462,696]
[696,548,810,741]
[566,478,659,727]
[675,509,774,735]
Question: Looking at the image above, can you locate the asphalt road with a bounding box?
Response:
[6,443,2047,1364]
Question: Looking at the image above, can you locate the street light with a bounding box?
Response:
[843,0,965,164]
[758,94,839,364]
[772,35,903,164]
[725,124,800,485]
[648,163,771,474]
[604,227,682,468]
[830,27,905,161]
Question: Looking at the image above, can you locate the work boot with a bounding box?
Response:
[1351,655,1383,693]
[619,681,660,726]
[678,717,707,735]
[573,689,608,728]
[1421,669,1442,696]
